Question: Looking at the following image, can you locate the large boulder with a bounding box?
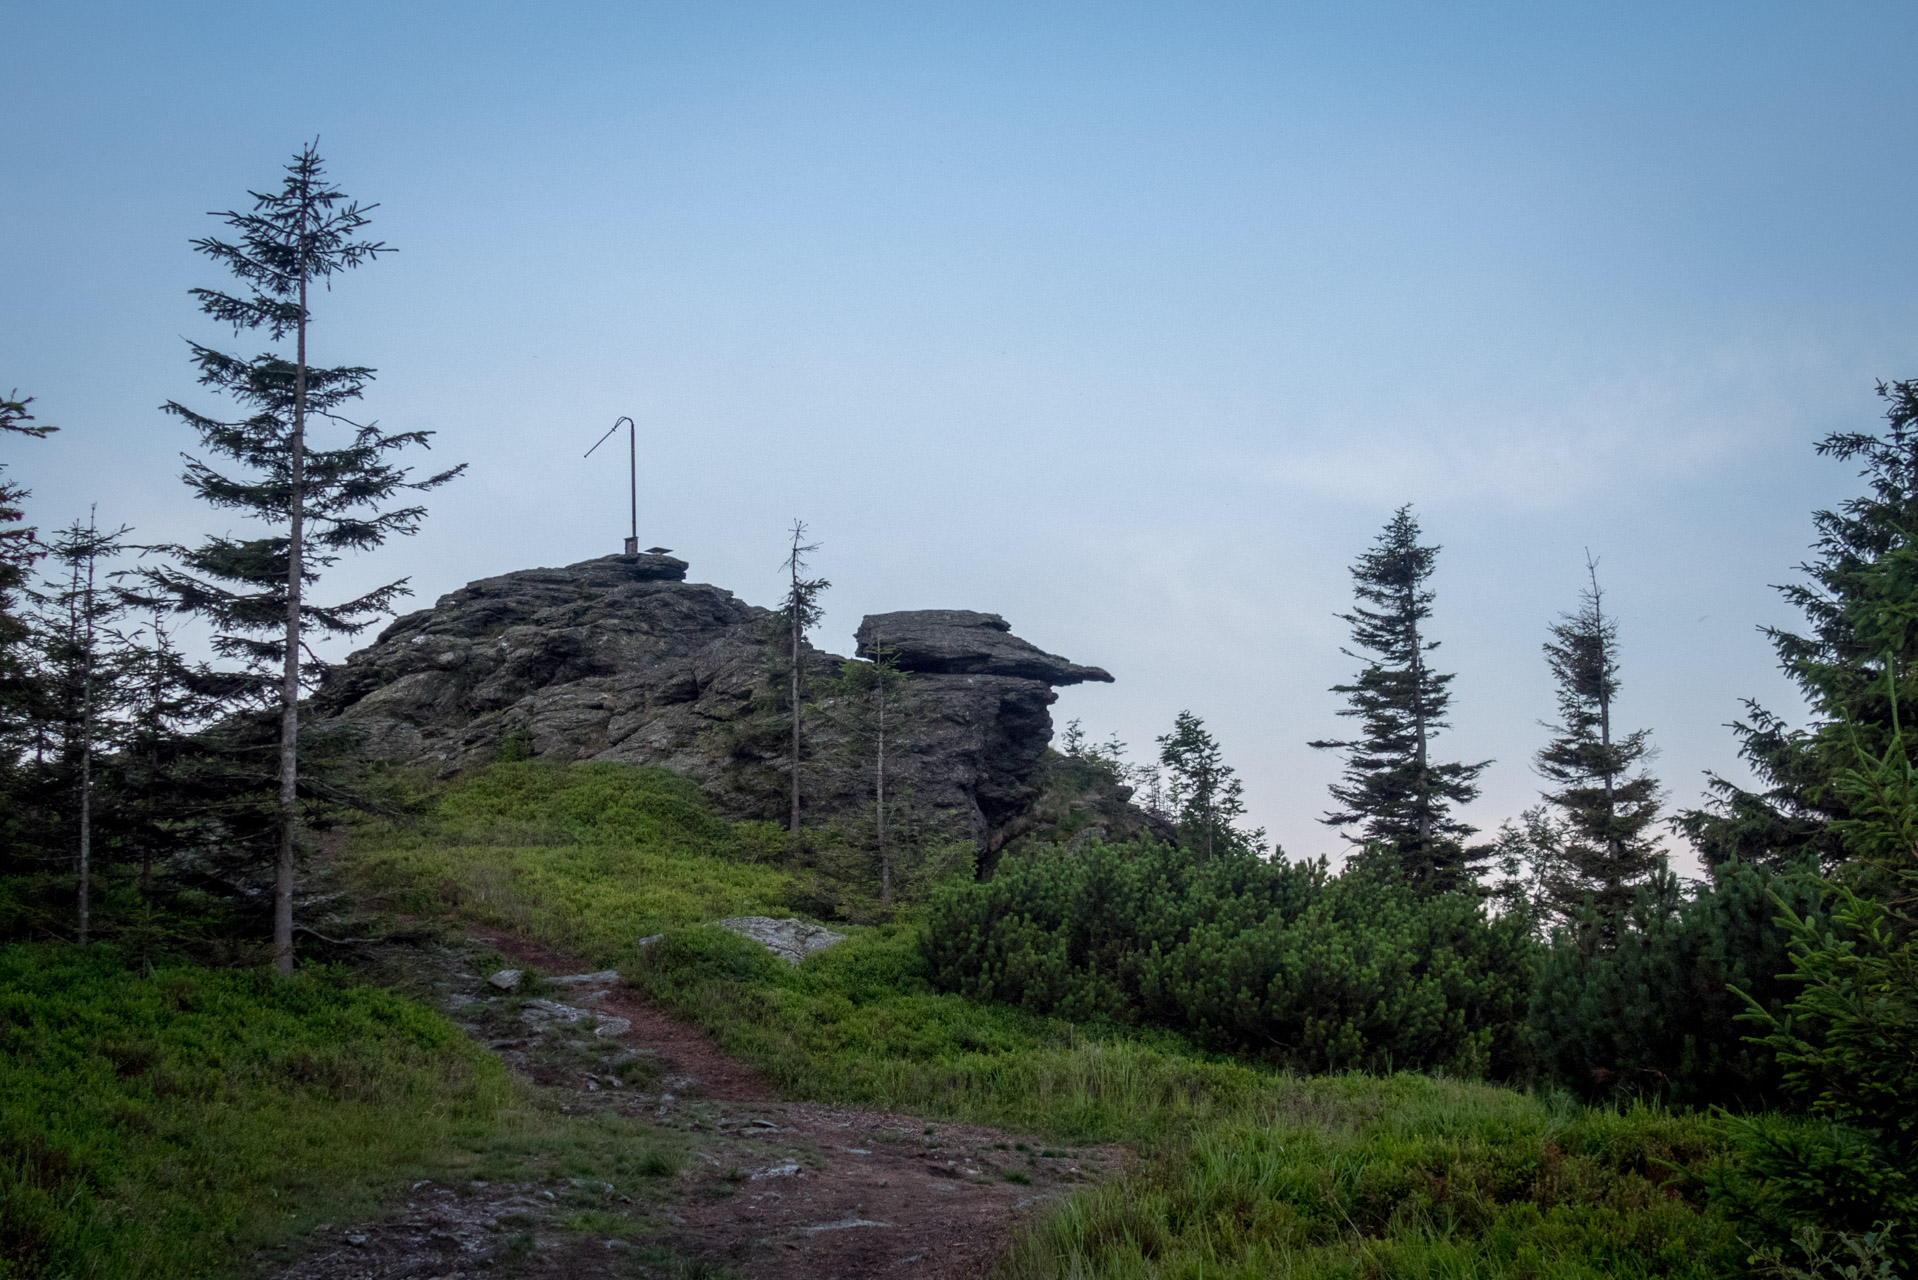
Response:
[314,554,1112,846]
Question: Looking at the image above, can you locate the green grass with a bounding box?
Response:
[349,761,796,954]
[0,943,514,1280]
[627,922,1284,1142]
[346,760,1742,1278]
[1002,1084,1737,1279]
[625,927,1737,1276]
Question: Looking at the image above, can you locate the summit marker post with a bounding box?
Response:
[585,414,638,554]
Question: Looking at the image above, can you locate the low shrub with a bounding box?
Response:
[1528,860,1825,1109]
[923,839,1537,1076]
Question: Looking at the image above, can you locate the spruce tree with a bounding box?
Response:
[39,512,130,943]
[1707,668,1918,1270]
[1,392,56,844]
[110,612,230,907]
[0,393,55,594]
[1678,379,1918,870]
[1533,559,1663,937]
[139,144,462,972]
[777,519,828,835]
[1157,710,1257,859]
[1312,506,1488,891]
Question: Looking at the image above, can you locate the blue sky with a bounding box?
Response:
[7,2,1917,865]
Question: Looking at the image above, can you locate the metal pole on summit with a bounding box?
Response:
[585,415,639,554]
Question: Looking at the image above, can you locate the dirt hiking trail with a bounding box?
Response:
[267,928,1121,1280]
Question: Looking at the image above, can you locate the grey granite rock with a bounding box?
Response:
[551,970,622,985]
[716,916,846,964]
[314,553,1113,848]
[856,610,1113,685]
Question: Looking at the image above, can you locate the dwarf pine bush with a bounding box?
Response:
[923,839,1537,1076]
[1528,859,1825,1108]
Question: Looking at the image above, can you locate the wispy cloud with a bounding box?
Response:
[1234,336,1886,511]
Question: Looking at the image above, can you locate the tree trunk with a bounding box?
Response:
[789,571,801,836]
[1204,761,1214,861]
[275,235,308,976]
[78,724,90,945]
[76,541,93,946]
[1592,575,1622,898]
[877,650,889,904]
[141,632,159,907]
[1407,582,1431,848]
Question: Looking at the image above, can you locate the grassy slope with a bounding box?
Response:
[0,945,513,1280]
[350,762,794,955]
[347,761,1742,1279]
[1,764,728,1280]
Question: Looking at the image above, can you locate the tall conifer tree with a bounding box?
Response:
[1679,379,1918,870]
[1312,506,1488,891]
[40,512,129,943]
[141,144,462,972]
[1,393,56,846]
[1533,559,1663,936]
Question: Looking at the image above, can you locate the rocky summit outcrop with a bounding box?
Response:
[313,553,1113,847]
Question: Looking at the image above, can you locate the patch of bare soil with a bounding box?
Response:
[660,1101,1113,1280]
[265,929,1119,1280]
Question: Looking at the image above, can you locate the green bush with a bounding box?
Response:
[923,839,1537,1076]
[1707,720,1918,1272]
[0,943,512,1280]
[1528,860,1825,1108]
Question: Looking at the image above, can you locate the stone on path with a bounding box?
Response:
[551,970,621,985]
[518,998,632,1038]
[487,969,523,990]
